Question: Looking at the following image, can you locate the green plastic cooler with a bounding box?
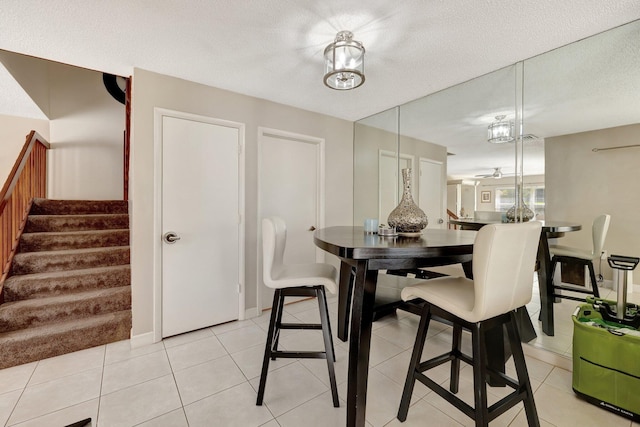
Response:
[572,255,640,422]
[572,303,640,421]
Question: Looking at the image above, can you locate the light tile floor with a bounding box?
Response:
[1,287,639,427]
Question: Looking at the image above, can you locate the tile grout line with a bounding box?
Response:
[3,360,39,427]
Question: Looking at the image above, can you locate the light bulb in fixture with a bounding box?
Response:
[487,115,514,143]
[323,31,365,90]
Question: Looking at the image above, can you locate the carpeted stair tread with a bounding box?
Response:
[24,214,129,233]
[30,198,128,215]
[18,229,130,252]
[3,265,131,302]
[0,198,132,370]
[0,310,131,369]
[10,246,130,275]
[0,286,131,333]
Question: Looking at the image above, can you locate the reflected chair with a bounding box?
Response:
[256,217,339,407]
[549,214,610,301]
[397,222,541,427]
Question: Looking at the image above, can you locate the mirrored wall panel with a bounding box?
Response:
[353,19,640,357]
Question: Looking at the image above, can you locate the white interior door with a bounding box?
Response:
[259,129,323,310]
[161,115,241,338]
[419,158,444,229]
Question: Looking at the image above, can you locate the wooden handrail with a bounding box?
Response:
[446,209,459,230]
[0,131,50,299]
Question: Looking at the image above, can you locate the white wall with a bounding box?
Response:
[0,51,125,200]
[130,68,353,339]
[47,64,125,199]
[0,114,49,186]
[546,124,640,281]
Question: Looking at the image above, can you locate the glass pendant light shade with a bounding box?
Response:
[323,31,365,90]
[487,115,514,143]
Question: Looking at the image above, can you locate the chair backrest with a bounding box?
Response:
[471,221,542,321]
[262,216,287,289]
[592,214,611,257]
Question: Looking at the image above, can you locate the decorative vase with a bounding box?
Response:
[506,189,535,222]
[387,168,428,234]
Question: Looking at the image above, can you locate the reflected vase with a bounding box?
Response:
[387,168,428,233]
[505,194,535,222]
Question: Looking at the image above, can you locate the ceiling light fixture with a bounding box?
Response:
[323,30,365,90]
[487,115,514,143]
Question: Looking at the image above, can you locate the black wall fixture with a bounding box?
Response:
[103,73,127,105]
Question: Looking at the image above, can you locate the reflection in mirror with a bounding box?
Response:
[523,19,640,356]
[354,106,399,227]
[399,63,522,226]
[353,19,640,358]
[355,63,522,229]
[355,105,449,229]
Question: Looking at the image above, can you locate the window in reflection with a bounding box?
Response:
[495,185,545,217]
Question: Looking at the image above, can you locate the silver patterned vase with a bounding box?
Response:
[506,203,535,222]
[387,168,428,233]
[506,188,535,222]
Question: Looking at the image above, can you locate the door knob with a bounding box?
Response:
[163,231,181,243]
[438,218,444,224]
[308,226,316,231]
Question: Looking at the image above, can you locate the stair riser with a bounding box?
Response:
[24,215,129,233]
[11,248,130,275]
[1,199,132,369]
[31,198,128,215]
[3,266,131,302]
[0,289,131,333]
[18,230,130,252]
[0,312,131,370]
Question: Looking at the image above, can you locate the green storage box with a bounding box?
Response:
[572,303,640,422]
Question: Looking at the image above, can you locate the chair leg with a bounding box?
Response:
[471,322,489,427]
[317,287,340,407]
[549,257,561,302]
[450,323,462,393]
[397,304,432,422]
[587,262,600,297]
[271,291,286,360]
[256,289,282,405]
[506,312,540,427]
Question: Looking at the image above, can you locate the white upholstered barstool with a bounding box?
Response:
[256,217,339,407]
[397,222,542,427]
[549,214,610,300]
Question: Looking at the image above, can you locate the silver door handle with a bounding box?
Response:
[163,232,181,243]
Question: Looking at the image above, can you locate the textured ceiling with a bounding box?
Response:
[1,1,639,178]
[360,19,640,179]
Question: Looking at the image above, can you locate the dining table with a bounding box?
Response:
[314,226,480,427]
[449,219,582,336]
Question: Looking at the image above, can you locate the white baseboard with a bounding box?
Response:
[244,307,261,319]
[600,279,640,294]
[130,331,156,349]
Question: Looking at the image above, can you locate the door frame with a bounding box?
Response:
[256,127,325,313]
[153,108,246,342]
[418,157,445,229]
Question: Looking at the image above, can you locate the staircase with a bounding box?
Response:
[0,199,131,369]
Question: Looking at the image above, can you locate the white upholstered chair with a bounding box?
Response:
[256,217,339,407]
[549,214,610,300]
[397,222,541,426]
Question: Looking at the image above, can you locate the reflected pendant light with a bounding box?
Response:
[487,115,514,143]
[323,30,365,90]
